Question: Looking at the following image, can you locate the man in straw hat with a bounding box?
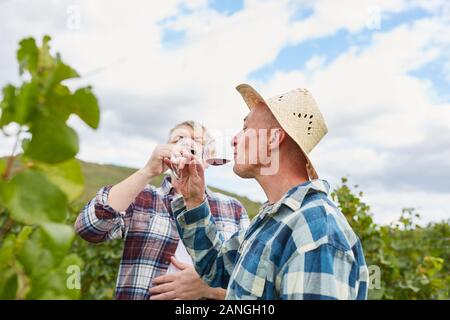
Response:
[153,84,369,300]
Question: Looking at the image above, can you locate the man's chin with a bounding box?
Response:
[233,164,253,179]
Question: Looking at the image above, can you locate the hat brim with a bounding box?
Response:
[236,83,319,180]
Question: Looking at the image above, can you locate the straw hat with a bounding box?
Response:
[235,83,328,180]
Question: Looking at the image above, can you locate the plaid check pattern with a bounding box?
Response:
[173,179,369,300]
[75,176,249,300]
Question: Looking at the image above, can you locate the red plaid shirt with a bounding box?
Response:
[75,176,249,300]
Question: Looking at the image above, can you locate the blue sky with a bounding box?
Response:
[160,2,449,102]
[160,0,245,45]
[0,0,449,224]
[249,6,434,80]
[210,0,244,16]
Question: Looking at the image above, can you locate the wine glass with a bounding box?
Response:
[202,139,231,166]
[167,137,231,179]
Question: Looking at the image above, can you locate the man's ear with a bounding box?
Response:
[268,128,286,151]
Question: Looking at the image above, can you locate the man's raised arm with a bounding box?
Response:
[172,157,244,289]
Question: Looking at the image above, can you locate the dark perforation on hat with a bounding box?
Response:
[309,121,313,124]
[309,115,313,119]
[304,114,308,118]
[278,95,284,102]
[298,113,302,118]
[293,112,296,116]
[308,127,312,131]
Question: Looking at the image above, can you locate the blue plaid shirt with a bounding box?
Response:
[173,179,369,300]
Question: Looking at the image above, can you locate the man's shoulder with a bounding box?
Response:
[282,192,361,255]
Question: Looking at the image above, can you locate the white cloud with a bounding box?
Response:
[67,115,156,168]
[362,188,450,225]
[287,0,407,43]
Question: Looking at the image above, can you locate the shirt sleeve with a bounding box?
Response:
[238,205,250,231]
[74,185,134,243]
[278,243,367,300]
[173,198,245,289]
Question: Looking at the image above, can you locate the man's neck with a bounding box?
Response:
[255,168,308,204]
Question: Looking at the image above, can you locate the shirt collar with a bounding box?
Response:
[260,179,330,218]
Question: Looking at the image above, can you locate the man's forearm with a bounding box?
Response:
[108,168,153,212]
[174,200,242,289]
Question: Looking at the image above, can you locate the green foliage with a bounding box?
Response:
[0,36,99,299]
[71,229,122,300]
[5,171,68,224]
[332,177,450,300]
[35,159,85,202]
[26,115,80,163]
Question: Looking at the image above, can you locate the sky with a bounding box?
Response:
[1,0,449,224]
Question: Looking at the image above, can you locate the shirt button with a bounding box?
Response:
[164,260,170,265]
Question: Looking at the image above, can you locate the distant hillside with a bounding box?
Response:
[76,160,261,218]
